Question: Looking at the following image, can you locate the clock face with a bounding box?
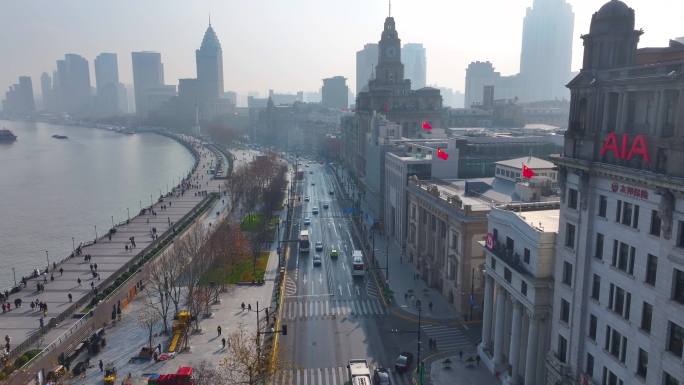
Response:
[385,47,396,58]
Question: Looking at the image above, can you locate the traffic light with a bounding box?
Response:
[281,324,287,336]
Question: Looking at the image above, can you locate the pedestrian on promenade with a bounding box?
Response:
[99,360,103,372]
[241,302,245,311]
[77,278,81,286]
[53,262,56,271]
[50,274,54,282]
[39,317,44,328]
[89,264,93,271]
[94,263,98,271]
[222,338,226,349]
[68,293,72,302]
[217,325,222,336]
[125,245,128,252]
[59,267,63,276]
[248,304,252,311]
[90,282,95,289]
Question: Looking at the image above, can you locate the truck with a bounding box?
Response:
[299,230,310,253]
[347,359,372,385]
[148,366,194,385]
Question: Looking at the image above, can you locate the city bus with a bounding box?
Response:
[299,230,310,254]
[351,250,365,277]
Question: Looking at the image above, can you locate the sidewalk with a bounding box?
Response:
[429,354,499,385]
[329,165,459,322]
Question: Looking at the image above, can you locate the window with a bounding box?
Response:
[411,205,416,219]
[521,281,528,296]
[506,236,514,251]
[645,254,657,286]
[608,283,631,320]
[678,221,684,248]
[565,223,576,249]
[450,232,459,251]
[664,372,680,385]
[557,335,568,363]
[595,233,604,260]
[523,248,530,263]
[649,210,661,236]
[586,353,594,377]
[589,314,598,340]
[560,299,570,323]
[636,348,648,378]
[490,257,496,270]
[591,274,601,301]
[611,240,635,275]
[602,367,624,385]
[504,268,512,283]
[616,200,639,229]
[598,195,607,217]
[641,302,652,333]
[674,269,684,304]
[668,321,684,357]
[563,262,573,286]
[568,188,578,209]
[605,325,628,363]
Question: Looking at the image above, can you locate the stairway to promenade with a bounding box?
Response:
[0,135,225,364]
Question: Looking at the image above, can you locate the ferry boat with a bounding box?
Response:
[0,128,17,142]
[52,134,68,140]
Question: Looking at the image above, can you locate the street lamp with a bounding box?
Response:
[127,208,130,221]
[45,250,49,270]
[111,215,114,229]
[416,299,423,385]
[94,225,98,242]
[72,237,75,254]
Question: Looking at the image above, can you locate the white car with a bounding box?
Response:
[303,217,311,226]
[312,207,319,214]
[315,241,324,251]
[304,196,310,202]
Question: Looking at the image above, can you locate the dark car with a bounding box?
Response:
[373,368,392,385]
[394,352,413,373]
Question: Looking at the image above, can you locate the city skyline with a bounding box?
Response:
[1,0,682,100]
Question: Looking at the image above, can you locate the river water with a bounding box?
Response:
[0,120,195,289]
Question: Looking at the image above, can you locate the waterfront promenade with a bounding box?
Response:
[0,135,225,361]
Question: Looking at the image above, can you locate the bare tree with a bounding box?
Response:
[220,324,282,385]
[179,225,212,331]
[193,360,225,385]
[137,305,160,350]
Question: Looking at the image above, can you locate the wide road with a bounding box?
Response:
[275,159,416,385]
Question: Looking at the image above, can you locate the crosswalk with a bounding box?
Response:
[365,276,380,298]
[282,298,386,320]
[421,324,473,352]
[272,366,411,385]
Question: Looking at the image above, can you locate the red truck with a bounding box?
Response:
[148,366,194,385]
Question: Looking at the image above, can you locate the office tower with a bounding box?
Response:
[546,2,684,385]
[356,43,378,94]
[321,76,349,109]
[2,76,35,114]
[519,0,574,101]
[196,21,224,103]
[131,51,164,116]
[40,72,53,111]
[402,43,426,89]
[464,61,500,108]
[55,54,92,114]
[94,53,121,116]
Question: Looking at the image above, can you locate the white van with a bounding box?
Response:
[351,250,365,277]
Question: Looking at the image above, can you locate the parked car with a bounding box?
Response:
[395,352,414,373]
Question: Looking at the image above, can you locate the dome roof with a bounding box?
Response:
[200,24,222,51]
[590,0,635,34]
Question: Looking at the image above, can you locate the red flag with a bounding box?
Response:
[436,147,449,160]
[383,103,390,113]
[422,121,432,130]
[522,163,536,179]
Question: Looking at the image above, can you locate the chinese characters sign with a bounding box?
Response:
[611,182,649,200]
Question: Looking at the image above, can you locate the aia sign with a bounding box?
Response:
[600,133,650,163]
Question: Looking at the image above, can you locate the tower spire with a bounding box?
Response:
[389,0,391,17]
[208,13,211,27]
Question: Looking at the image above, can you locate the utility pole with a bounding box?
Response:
[417,299,423,385]
[386,235,390,282]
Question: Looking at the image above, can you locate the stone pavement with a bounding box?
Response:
[429,353,500,385]
[329,164,460,322]
[0,135,223,360]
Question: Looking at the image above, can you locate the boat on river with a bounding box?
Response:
[52,134,69,140]
[0,128,17,143]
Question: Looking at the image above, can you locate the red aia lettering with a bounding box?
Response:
[600,133,650,163]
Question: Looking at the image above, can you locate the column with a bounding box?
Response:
[524,313,539,385]
[509,301,523,384]
[493,285,506,366]
[481,275,494,351]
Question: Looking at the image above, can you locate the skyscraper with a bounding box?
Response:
[94,53,121,116]
[2,76,35,115]
[196,21,224,103]
[355,43,378,94]
[52,54,92,114]
[40,72,53,111]
[321,76,349,109]
[402,43,426,89]
[131,51,164,116]
[519,0,574,101]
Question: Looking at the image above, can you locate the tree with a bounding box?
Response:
[220,325,282,385]
[179,225,212,331]
[146,246,185,334]
[137,305,160,351]
[192,360,225,385]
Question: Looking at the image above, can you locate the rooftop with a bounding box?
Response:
[511,208,560,233]
[495,156,555,169]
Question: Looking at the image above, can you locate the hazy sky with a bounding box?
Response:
[1,0,683,98]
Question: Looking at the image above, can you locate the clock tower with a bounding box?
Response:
[375,17,405,85]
